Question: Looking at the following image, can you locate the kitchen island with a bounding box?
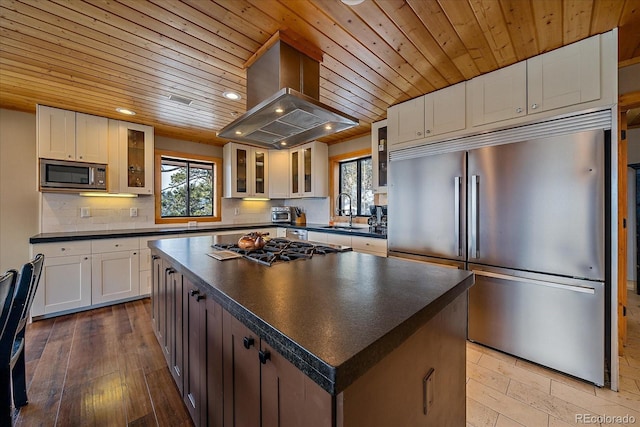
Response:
[150,234,473,427]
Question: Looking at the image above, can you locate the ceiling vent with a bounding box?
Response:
[168,94,193,106]
[217,31,358,149]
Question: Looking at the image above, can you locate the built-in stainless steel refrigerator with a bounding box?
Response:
[388,116,610,386]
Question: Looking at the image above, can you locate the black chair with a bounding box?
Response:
[0,270,18,346]
[0,269,18,425]
[0,254,44,424]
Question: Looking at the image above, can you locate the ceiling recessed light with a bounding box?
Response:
[235,131,242,135]
[275,107,284,113]
[341,0,365,5]
[116,107,136,115]
[223,91,241,101]
[280,141,287,146]
[325,124,333,130]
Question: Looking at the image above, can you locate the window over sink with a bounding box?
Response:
[339,156,373,217]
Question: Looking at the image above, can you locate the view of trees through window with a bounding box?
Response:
[161,157,214,218]
[339,157,373,216]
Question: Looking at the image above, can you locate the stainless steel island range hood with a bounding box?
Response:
[217,33,358,149]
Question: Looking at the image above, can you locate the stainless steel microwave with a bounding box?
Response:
[40,159,107,191]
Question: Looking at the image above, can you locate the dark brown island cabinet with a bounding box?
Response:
[150,237,471,427]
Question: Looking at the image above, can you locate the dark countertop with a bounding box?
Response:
[150,234,473,395]
[29,222,386,244]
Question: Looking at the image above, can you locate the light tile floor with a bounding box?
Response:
[466,288,640,426]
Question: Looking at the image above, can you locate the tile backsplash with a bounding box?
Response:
[40,193,287,233]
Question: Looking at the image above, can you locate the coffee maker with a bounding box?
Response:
[368,205,387,233]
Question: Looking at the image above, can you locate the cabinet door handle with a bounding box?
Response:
[259,350,271,364]
[152,255,159,260]
[196,295,205,301]
[133,252,137,255]
[243,337,255,349]
[531,103,538,110]
[189,289,199,296]
[416,131,422,136]
[61,247,66,251]
[515,107,523,113]
[165,267,175,274]
[425,129,431,134]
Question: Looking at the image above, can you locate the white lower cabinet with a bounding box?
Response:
[351,236,387,257]
[91,238,141,305]
[307,231,387,257]
[91,249,140,305]
[139,248,152,295]
[32,253,92,316]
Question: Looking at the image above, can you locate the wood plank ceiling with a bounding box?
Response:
[1,0,639,146]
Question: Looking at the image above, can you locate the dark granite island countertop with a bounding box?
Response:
[149,234,473,396]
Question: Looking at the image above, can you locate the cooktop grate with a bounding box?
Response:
[211,238,347,266]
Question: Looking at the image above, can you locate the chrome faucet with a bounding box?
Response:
[336,192,355,227]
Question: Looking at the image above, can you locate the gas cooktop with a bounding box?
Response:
[211,237,351,266]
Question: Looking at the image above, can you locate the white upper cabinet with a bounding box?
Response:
[469,62,527,127]
[37,105,108,163]
[75,113,109,163]
[527,35,600,114]
[388,82,466,147]
[117,121,154,195]
[268,149,290,199]
[388,96,425,145]
[427,82,466,136]
[289,141,328,198]
[223,143,269,198]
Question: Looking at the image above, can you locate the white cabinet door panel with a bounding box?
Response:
[92,250,140,304]
[527,36,600,114]
[470,62,527,126]
[32,255,92,316]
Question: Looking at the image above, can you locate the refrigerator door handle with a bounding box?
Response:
[472,270,596,295]
[454,176,461,256]
[470,175,479,258]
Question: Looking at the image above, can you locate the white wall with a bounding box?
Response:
[0,109,39,272]
[328,134,370,157]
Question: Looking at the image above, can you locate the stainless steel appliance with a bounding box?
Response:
[40,158,107,191]
[388,112,611,386]
[285,228,308,241]
[271,206,293,223]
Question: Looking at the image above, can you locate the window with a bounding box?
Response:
[155,151,221,224]
[338,156,373,216]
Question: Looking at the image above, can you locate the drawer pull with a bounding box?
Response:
[259,350,271,364]
[243,337,255,349]
[61,248,66,251]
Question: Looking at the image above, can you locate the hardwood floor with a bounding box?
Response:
[14,299,193,427]
[13,290,640,426]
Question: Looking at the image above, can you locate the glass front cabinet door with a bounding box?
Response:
[371,119,388,193]
[118,121,154,195]
[289,141,328,198]
[223,143,269,198]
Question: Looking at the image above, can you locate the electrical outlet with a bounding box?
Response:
[130,207,138,217]
[80,207,91,218]
[234,208,239,215]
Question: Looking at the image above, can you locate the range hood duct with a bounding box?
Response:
[217,36,358,149]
